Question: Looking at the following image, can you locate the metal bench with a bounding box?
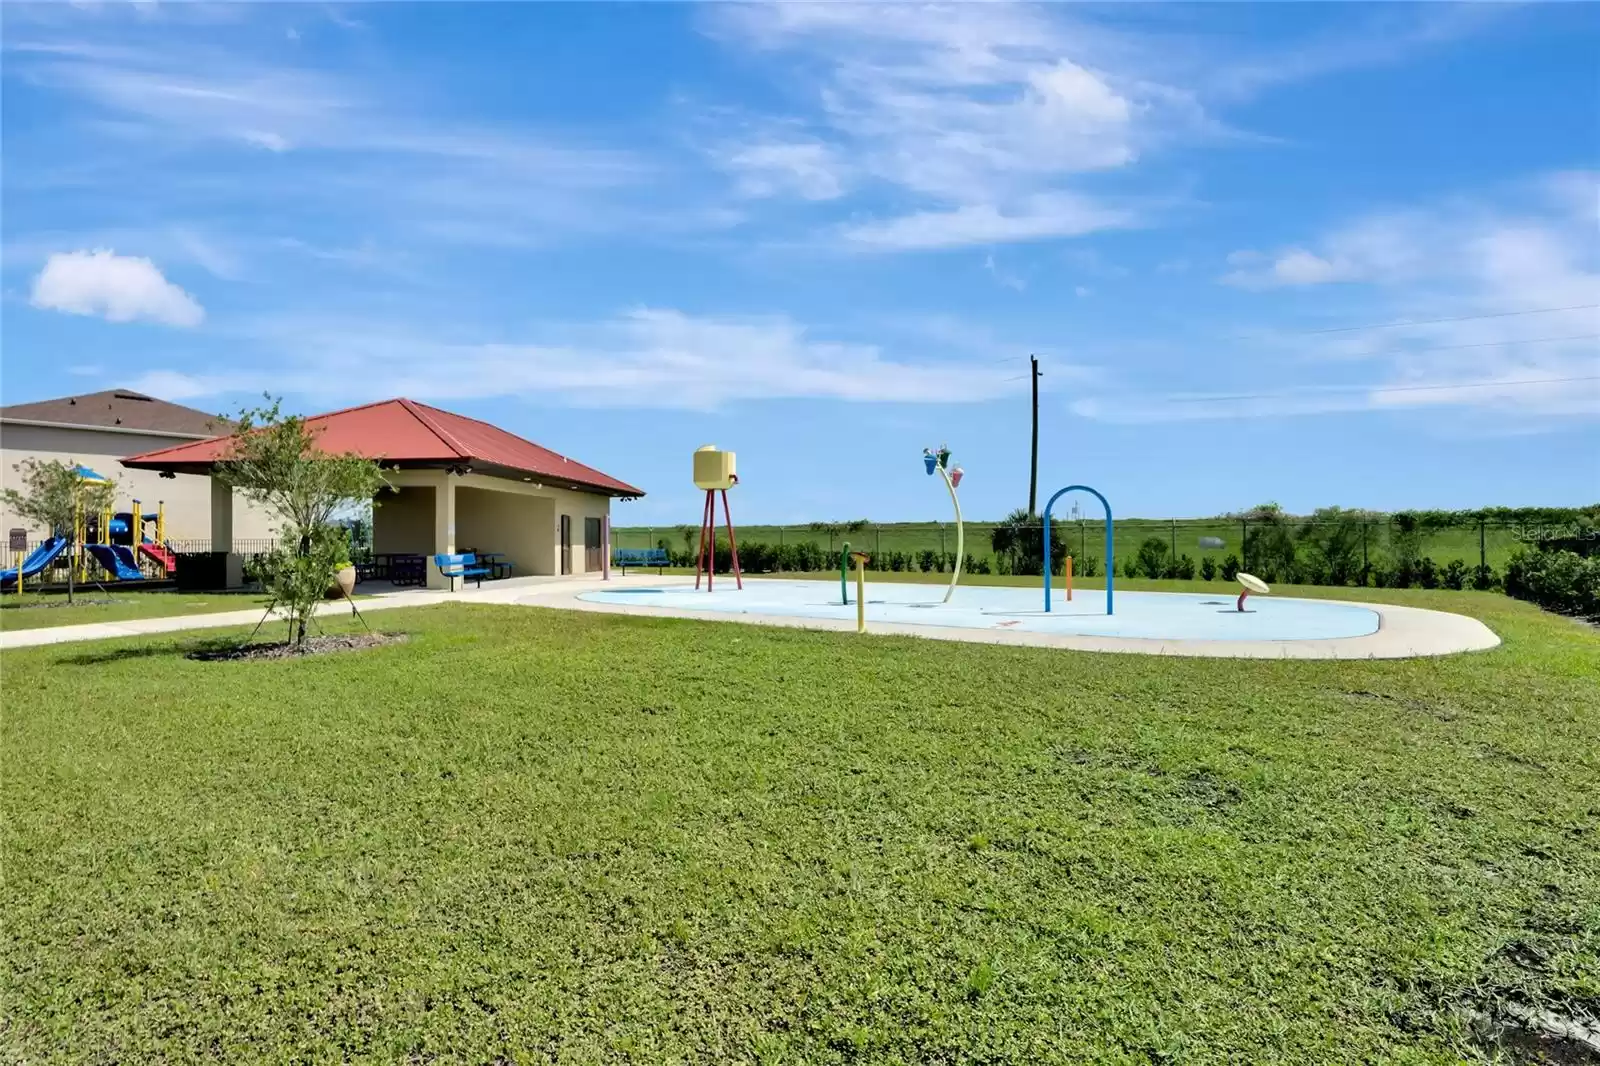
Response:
[434,552,493,591]
[612,548,670,575]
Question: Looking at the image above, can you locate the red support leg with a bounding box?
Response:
[695,489,713,590]
[709,490,719,590]
[721,489,743,590]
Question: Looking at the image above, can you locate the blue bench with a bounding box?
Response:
[612,548,669,575]
[434,552,493,590]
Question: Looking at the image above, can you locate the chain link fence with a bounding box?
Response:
[613,518,1567,586]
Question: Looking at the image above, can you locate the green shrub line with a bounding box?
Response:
[626,504,1599,619]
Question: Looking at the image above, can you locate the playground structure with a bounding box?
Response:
[692,445,742,592]
[1,465,178,591]
[922,446,965,604]
[849,551,870,632]
[1236,572,1270,611]
[1043,484,1114,616]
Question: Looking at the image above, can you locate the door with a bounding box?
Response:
[584,517,602,572]
[559,514,572,575]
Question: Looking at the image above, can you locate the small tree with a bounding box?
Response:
[213,398,386,648]
[2,459,117,604]
[1136,536,1170,579]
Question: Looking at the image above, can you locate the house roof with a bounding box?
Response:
[0,388,233,438]
[121,397,645,497]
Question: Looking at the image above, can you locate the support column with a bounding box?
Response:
[210,478,234,552]
[428,474,457,590]
[210,478,242,588]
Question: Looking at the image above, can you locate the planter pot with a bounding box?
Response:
[327,565,357,599]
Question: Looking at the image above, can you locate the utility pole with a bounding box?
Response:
[1028,354,1042,515]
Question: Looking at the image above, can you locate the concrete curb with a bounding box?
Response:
[528,577,1502,660]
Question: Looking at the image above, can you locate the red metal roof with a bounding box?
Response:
[121,398,645,497]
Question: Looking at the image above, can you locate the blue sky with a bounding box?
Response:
[3,2,1597,525]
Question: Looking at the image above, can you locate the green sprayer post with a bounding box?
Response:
[840,541,851,605]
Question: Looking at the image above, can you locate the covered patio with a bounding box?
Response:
[123,398,644,590]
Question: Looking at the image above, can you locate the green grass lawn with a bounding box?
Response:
[3,590,1597,1063]
[0,589,277,631]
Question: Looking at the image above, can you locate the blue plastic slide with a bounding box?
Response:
[0,535,70,588]
[86,543,145,581]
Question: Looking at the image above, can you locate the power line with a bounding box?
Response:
[1168,374,1600,405]
[1336,333,1600,358]
[1242,303,1600,339]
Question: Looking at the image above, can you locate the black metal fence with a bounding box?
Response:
[614,518,1585,585]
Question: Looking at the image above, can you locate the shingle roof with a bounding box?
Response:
[121,397,645,497]
[0,388,232,437]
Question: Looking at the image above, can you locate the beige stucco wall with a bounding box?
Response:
[455,486,551,577]
[0,422,276,543]
[372,486,437,556]
[374,469,613,587]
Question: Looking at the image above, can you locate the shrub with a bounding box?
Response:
[990,508,1069,576]
[1504,548,1600,618]
[1442,559,1467,590]
[1123,557,1139,580]
[1298,507,1369,586]
[1136,536,1169,579]
[794,541,826,572]
[1076,555,1099,578]
[918,549,941,573]
[1173,553,1197,580]
[969,555,991,575]
[1220,554,1241,582]
[1415,556,1440,590]
[1471,563,1498,591]
[1242,513,1298,583]
[1200,557,1217,581]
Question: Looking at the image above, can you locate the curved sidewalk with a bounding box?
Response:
[3,575,1501,659]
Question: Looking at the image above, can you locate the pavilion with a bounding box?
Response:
[122,398,644,589]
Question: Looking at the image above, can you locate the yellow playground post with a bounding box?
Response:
[850,551,870,633]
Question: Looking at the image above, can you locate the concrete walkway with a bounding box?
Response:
[2,574,1501,659]
[0,575,603,650]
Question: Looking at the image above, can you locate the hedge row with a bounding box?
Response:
[1504,548,1600,619]
[664,541,996,576]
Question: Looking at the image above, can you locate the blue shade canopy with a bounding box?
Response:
[72,464,111,483]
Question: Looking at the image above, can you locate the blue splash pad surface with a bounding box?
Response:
[579,580,1379,642]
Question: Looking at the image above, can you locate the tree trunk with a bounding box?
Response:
[66,546,75,605]
[295,613,308,649]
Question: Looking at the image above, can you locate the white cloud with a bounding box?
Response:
[717,140,847,201]
[982,253,1025,291]
[704,4,1186,249]
[843,194,1136,251]
[126,308,1040,410]
[1074,286,1091,298]
[241,129,290,152]
[1082,173,1600,424]
[30,249,204,327]
[4,37,656,248]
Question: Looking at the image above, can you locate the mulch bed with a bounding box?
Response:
[187,632,408,662]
